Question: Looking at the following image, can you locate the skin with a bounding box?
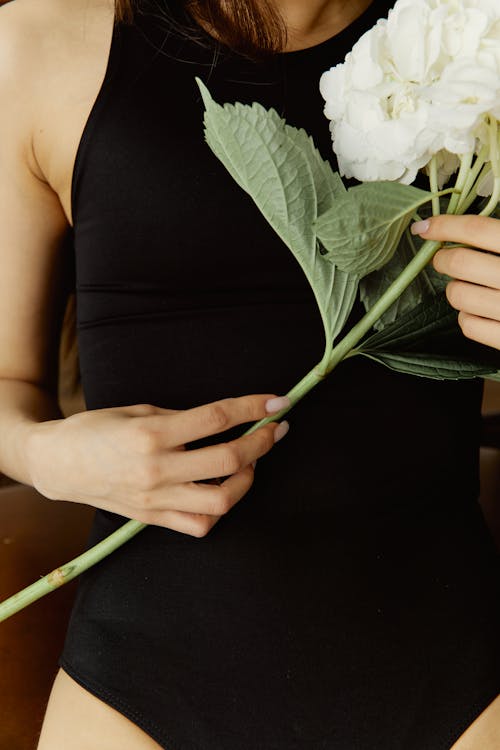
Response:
[270,0,374,50]
[0,0,496,747]
[415,215,500,350]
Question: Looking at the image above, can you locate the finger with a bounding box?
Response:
[136,464,255,523]
[458,311,500,350]
[411,215,500,254]
[433,247,500,290]
[446,280,500,322]
[134,508,220,537]
[154,422,278,484]
[134,394,290,448]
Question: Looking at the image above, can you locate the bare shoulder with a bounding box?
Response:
[0,0,115,389]
[0,0,115,219]
[0,0,113,44]
[0,0,109,82]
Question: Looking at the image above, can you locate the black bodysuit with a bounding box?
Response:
[60,1,500,748]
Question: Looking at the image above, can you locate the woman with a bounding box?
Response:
[0,0,498,747]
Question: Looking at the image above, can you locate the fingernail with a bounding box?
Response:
[265,396,290,414]
[274,421,290,443]
[411,219,431,235]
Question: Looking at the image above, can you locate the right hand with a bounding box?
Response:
[24,394,290,537]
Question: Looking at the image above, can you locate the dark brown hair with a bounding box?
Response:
[114,0,287,57]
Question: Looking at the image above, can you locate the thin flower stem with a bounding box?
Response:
[459,163,492,213]
[429,156,441,216]
[0,519,146,622]
[489,117,500,179]
[462,118,500,215]
[447,151,474,215]
[248,239,443,428]
[477,119,500,216]
[244,366,327,436]
[326,239,442,372]
[480,177,500,217]
[456,145,489,213]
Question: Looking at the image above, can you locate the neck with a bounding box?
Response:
[275,0,374,51]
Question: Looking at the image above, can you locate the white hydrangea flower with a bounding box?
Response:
[477,169,495,196]
[320,0,500,184]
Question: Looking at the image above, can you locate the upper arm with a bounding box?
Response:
[0,2,71,393]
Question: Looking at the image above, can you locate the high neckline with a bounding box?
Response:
[276,0,389,58]
[186,0,394,61]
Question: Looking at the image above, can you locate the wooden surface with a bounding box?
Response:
[483,379,500,415]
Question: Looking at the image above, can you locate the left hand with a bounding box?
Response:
[411,214,500,350]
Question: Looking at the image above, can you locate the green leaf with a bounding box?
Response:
[359,220,447,331]
[360,294,457,351]
[315,181,436,277]
[196,78,358,351]
[360,351,496,379]
[357,293,500,380]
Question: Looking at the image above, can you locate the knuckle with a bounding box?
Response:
[206,403,230,432]
[461,214,483,236]
[135,490,154,510]
[125,509,150,526]
[218,443,242,475]
[135,459,162,491]
[239,396,258,423]
[130,424,159,455]
[134,404,157,416]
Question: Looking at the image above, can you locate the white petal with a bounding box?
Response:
[477,170,494,197]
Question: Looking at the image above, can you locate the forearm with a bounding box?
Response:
[0,378,63,485]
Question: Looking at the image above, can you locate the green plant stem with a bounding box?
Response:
[244,365,329,436]
[327,240,443,368]
[456,145,488,213]
[460,119,500,214]
[480,177,500,217]
[429,156,440,216]
[478,119,500,216]
[447,151,474,214]
[489,117,500,178]
[0,520,146,623]
[247,238,443,432]
[459,163,492,213]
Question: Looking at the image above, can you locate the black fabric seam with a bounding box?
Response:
[59,659,176,750]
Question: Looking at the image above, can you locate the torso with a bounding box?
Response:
[4,1,499,747]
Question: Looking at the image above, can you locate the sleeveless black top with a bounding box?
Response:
[60,2,500,748]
